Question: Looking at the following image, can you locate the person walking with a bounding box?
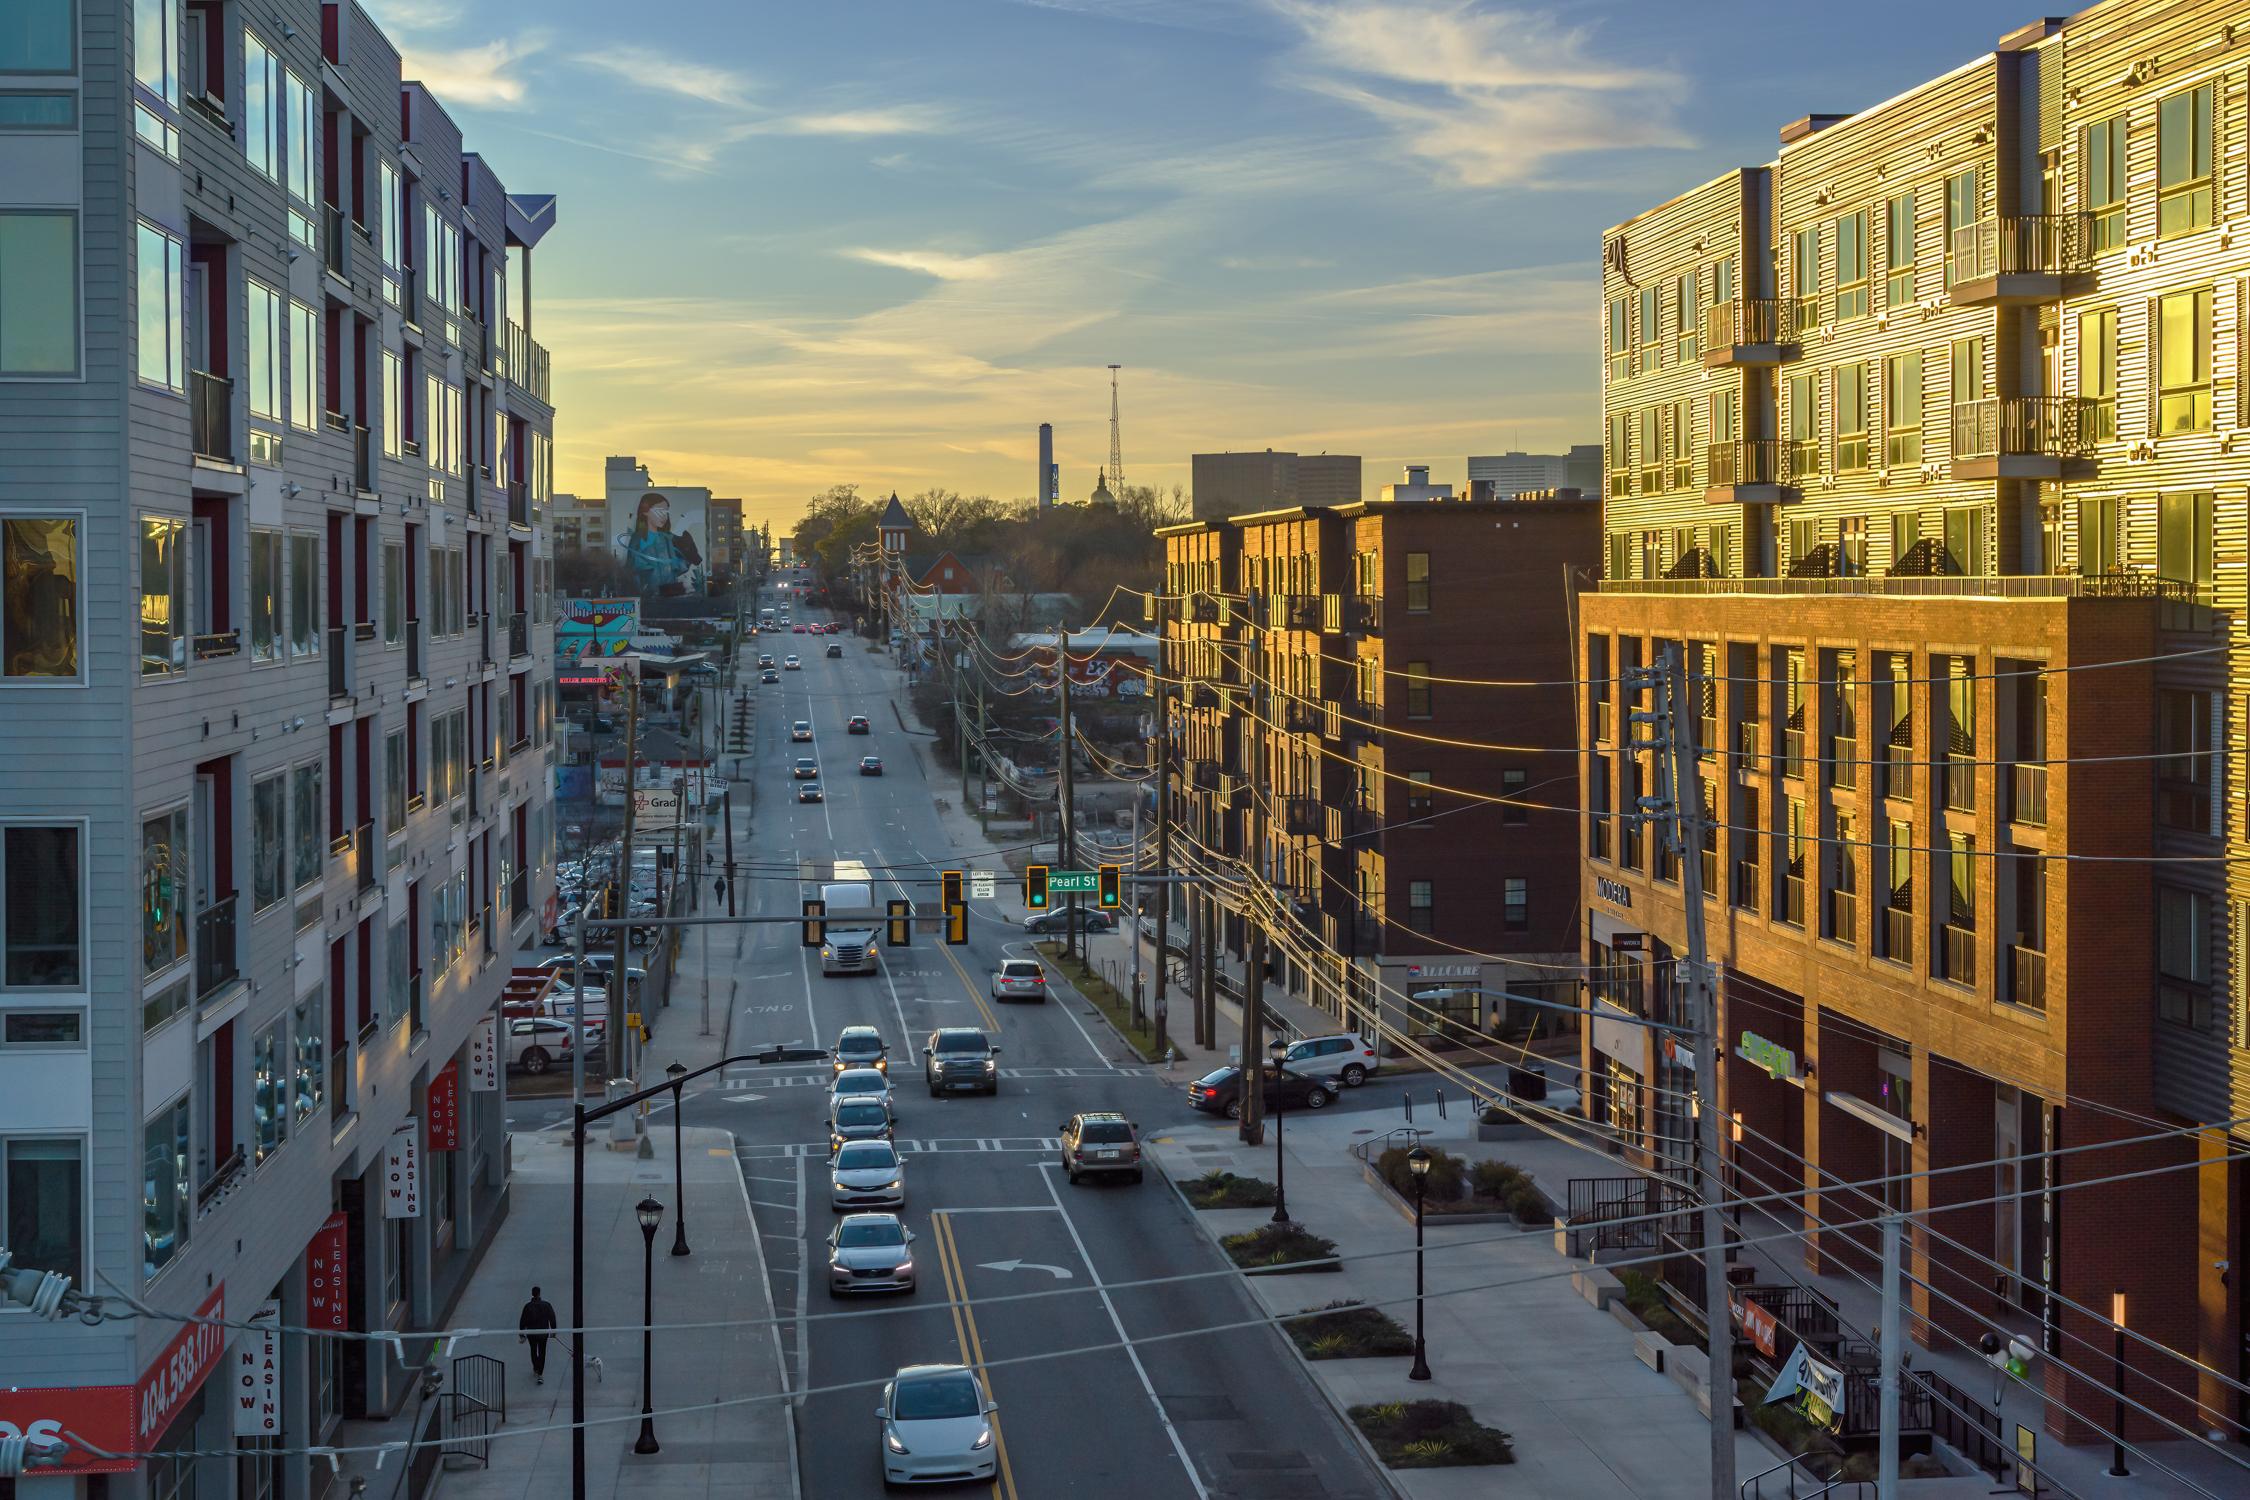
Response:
[519,1286,559,1384]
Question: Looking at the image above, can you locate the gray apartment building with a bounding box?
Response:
[1191,449,1362,517]
[1465,445,1601,499]
[0,3,560,1497]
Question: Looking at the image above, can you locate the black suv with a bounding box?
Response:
[1059,1112,1143,1185]
[923,1028,1001,1095]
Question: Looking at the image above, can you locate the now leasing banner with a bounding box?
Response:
[232,1300,282,1436]
[468,1018,499,1091]
[428,1062,461,1150]
[306,1211,350,1331]
[383,1121,423,1218]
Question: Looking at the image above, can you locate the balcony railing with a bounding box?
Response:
[508,611,529,660]
[1883,905,1913,963]
[353,821,376,894]
[196,1146,247,1213]
[1351,596,1382,633]
[1697,715,1718,760]
[353,423,373,491]
[322,203,346,278]
[1703,297,1795,351]
[1781,727,1805,780]
[502,320,552,402]
[1282,700,1322,734]
[1704,438,1793,488]
[190,370,234,463]
[507,480,529,528]
[405,267,425,328]
[510,872,530,922]
[329,1046,348,1123]
[1949,214,2091,284]
[1829,735,1858,791]
[1881,739,1914,799]
[1942,755,1975,813]
[194,896,239,1000]
[1593,698,1613,743]
[1829,888,1858,946]
[2009,762,2047,826]
[327,625,347,700]
[1734,718,1762,769]
[2009,945,2047,1011]
[1698,847,1720,894]
[1780,874,1805,926]
[406,617,425,680]
[1938,923,1976,986]
[1284,798,1322,837]
[1951,397,2099,462]
[1732,860,1761,911]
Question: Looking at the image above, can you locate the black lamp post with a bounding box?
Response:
[1406,1145,1433,1381]
[2107,1288,2128,1476]
[634,1197,663,1455]
[1266,1037,1290,1225]
[665,1062,691,1256]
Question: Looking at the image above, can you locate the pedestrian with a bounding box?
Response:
[519,1286,559,1384]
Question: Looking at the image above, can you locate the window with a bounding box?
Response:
[252,1021,286,1164]
[291,990,322,1122]
[246,528,279,661]
[2,516,79,677]
[2157,689,2211,831]
[2157,83,2213,239]
[141,806,187,975]
[1407,880,1433,934]
[2158,491,2214,599]
[4,1137,82,1285]
[2084,114,2127,253]
[1883,351,1922,467]
[2076,495,2122,577]
[1501,767,1528,825]
[0,210,79,375]
[1638,406,1660,494]
[0,93,76,129]
[288,532,318,656]
[284,70,315,246]
[1943,168,1977,285]
[384,729,407,834]
[1838,517,1867,577]
[1670,398,1693,489]
[382,348,403,457]
[1406,771,1432,815]
[2157,886,2210,1027]
[139,515,184,676]
[1889,512,1921,573]
[143,1095,190,1278]
[1404,661,1432,720]
[379,160,402,273]
[136,219,184,392]
[246,279,281,421]
[242,31,279,182]
[1836,362,1869,471]
[1674,271,1697,360]
[251,773,285,913]
[1502,877,1528,931]
[290,762,322,888]
[3,824,80,988]
[1792,225,1819,330]
[287,300,317,431]
[2078,307,2117,443]
[1834,209,1869,321]
[1607,295,1629,381]
[1638,284,1660,368]
[1943,508,1983,577]
[1606,412,1631,497]
[1787,371,1818,478]
[383,540,403,644]
[2157,287,2212,434]
[2,0,75,71]
[1884,192,1915,306]
[133,0,180,156]
[1404,552,1429,612]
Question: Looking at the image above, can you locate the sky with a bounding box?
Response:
[370,0,2041,531]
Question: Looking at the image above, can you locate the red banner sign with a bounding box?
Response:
[1733,1293,1779,1357]
[428,1061,461,1150]
[0,1384,136,1474]
[136,1284,228,1447]
[306,1210,350,1332]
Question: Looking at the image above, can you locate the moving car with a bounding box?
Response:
[827,642,844,658]
[798,782,824,803]
[827,1212,916,1296]
[829,1141,907,1213]
[1021,908,1116,935]
[923,1028,1000,1095]
[531,954,648,994]
[506,1017,574,1074]
[832,1066,896,1114]
[1059,1111,1143,1185]
[833,1025,890,1074]
[758,654,776,669]
[1185,1065,1337,1119]
[1279,1033,1381,1088]
[829,1095,895,1153]
[793,757,819,779]
[859,756,884,776]
[785,655,802,670]
[847,715,872,735]
[792,623,807,633]
[878,1365,997,1488]
[792,721,815,742]
[762,669,780,684]
[989,959,1046,1003]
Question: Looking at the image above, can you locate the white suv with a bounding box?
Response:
[1279,1033,1380,1087]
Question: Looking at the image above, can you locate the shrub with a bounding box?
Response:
[1349,1399,1515,1468]
[1376,1145,1467,1204]
[1283,1299,1415,1359]
[1469,1160,1529,1201]
[1184,1170,1277,1210]
[1505,1181,1551,1226]
[1220,1223,1341,1274]
[1616,1269,1699,1346]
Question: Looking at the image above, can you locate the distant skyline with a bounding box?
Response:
[373,0,2040,530]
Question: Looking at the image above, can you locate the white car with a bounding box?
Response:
[990,959,1047,1004]
[1280,1033,1381,1088]
[832,1067,895,1114]
[506,1017,573,1074]
[830,1139,906,1213]
[828,1212,916,1296]
[792,721,814,742]
[784,655,802,670]
[878,1365,997,1488]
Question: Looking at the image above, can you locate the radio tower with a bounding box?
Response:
[1106,364,1124,495]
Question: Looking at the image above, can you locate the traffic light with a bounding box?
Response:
[801,898,825,947]
[887,899,913,948]
[942,870,964,909]
[941,870,967,945]
[1098,864,1123,910]
[1025,864,1049,910]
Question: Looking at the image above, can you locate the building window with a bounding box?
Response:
[1883,351,1921,467]
[243,278,281,424]
[1502,877,1528,931]
[136,219,185,393]
[1835,362,1869,471]
[383,540,404,645]
[1405,771,1432,815]
[382,348,403,457]
[1501,767,1528,824]
[1,1136,81,1292]
[1638,406,1660,494]
[2084,114,2127,253]
[288,299,317,431]
[1837,517,1867,577]
[1943,168,1977,285]
[1607,295,1629,382]
[2,0,75,71]
[1404,661,1432,720]
[2078,307,2117,443]
[2,516,79,677]
[1669,398,1693,489]
[2158,491,2214,599]
[289,531,318,656]
[251,772,285,913]
[1884,191,1915,306]
[139,515,185,676]
[2157,83,2213,239]
[141,805,188,975]
[1638,284,1660,369]
[1787,371,1818,478]
[243,30,279,181]
[1673,271,1697,361]
[290,762,322,889]
[291,989,323,1122]
[2,824,79,988]
[142,1094,190,1279]
[1606,412,1630,497]
[2157,886,2210,1027]
[380,159,402,273]
[1403,552,1429,612]
[1834,208,1869,321]
[0,210,80,376]
[2156,287,2212,435]
[133,0,180,156]
[284,70,316,245]
[2156,688,2211,831]
[1792,225,1818,330]
[252,1021,286,1164]
[1407,880,1433,934]
[242,526,281,662]
[2076,495,2121,577]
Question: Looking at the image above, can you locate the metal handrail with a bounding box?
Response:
[1951,396,2098,460]
[1950,213,2091,282]
[1705,297,1795,349]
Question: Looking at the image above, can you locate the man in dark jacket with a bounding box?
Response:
[519,1287,559,1383]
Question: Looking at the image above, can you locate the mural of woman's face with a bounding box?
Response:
[647,501,670,530]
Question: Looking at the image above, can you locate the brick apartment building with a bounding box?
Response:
[0,3,561,1495]
[1159,480,1598,1044]
[1585,0,2248,1443]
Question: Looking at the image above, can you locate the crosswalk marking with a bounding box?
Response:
[736,1136,1061,1160]
[719,1065,1128,1090]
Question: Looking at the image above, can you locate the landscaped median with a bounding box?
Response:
[1034,940,1163,1060]
[1182,1169,1277,1209]
[1348,1400,1515,1469]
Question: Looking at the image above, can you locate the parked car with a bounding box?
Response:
[827,1212,916,1296]
[1021,908,1115,935]
[832,1025,889,1075]
[1185,1065,1336,1119]
[793,757,819,779]
[989,960,1047,1004]
[859,756,884,776]
[532,954,646,994]
[792,721,814,742]
[829,1140,907,1214]
[923,1028,1000,1095]
[1279,1033,1380,1088]
[506,1017,574,1074]
[878,1365,997,1489]
[829,1096,895,1154]
[826,642,844,658]
[1059,1111,1143,1185]
[847,715,872,735]
[798,782,824,803]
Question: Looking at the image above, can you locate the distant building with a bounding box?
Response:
[708,498,746,578]
[551,491,607,553]
[1466,446,1602,500]
[1192,450,1362,518]
[1378,464,1453,503]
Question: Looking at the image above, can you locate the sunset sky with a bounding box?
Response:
[373,0,2035,531]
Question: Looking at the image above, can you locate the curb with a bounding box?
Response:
[1034,944,1164,1064]
[724,1129,805,1500]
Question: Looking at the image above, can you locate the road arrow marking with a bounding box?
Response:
[977,1259,1075,1280]
[720,1093,767,1103]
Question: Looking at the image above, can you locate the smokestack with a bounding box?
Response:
[1038,424,1055,513]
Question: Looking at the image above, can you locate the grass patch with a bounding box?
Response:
[1283,1300,1415,1359]
[1616,1269,1699,1347]
[1220,1222,1341,1275]
[1034,941,1162,1061]
[1349,1400,1515,1468]
[1183,1170,1277,1210]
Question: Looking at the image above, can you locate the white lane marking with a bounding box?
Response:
[977,1258,1074,1279]
[792,1151,809,1405]
[1037,1163,1210,1500]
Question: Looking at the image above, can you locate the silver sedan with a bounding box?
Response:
[827,1211,915,1296]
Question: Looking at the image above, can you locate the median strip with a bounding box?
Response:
[1033,942,1163,1062]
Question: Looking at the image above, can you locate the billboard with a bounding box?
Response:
[558,597,639,667]
[611,489,707,599]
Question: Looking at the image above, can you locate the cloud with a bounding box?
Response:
[842,247,1004,281]
[361,0,464,30]
[398,36,546,108]
[1218,254,1336,271]
[776,106,949,137]
[1264,1,1686,186]
[571,46,754,109]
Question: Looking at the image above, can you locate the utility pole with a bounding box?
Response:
[1879,1215,1902,1500]
[609,670,641,1082]
[1239,924,1267,1145]
[976,679,989,836]
[1056,628,1081,961]
[1640,644,1734,1500]
[1197,888,1216,1049]
[1152,682,1172,1059]
[1129,788,1144,1029]
[721,785,736,917]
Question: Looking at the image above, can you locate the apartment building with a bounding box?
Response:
[1159,487,1596,1043]
[0,3,560,1496]
[549,491,605,554]
[1190,450,1363,518]
[1467,446,1603,500]
[1585,0,2247,1443]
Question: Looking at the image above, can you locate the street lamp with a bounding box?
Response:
[1406,1145,1433,1382]
[665,1062,691,1256]
[634,1197,664,1455]
[2107,1288,2129,1476]
[1266,1036,1290,1225]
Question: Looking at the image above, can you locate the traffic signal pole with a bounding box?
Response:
[1056,629,1081,962]
[1152,684,1172,1059]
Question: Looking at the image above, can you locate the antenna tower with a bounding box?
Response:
[1106,364,1124,495]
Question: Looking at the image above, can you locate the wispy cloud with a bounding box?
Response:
[361,0,464,31]
[777,106,949,137]
[1265,1,1686,186]
[842,247,1004,281]
[399,36,546,109]
[570,46,754,109]
[1218,254,1336,271]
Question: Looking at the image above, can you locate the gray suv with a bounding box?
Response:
[923,1028,1001,1096]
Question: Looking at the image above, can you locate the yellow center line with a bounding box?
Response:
[934,1212,1018,1500]
[938,940,1004,1032]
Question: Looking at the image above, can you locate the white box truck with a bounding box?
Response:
[818,865,884,976]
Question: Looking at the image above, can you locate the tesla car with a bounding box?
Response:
[877,1366,997,1488]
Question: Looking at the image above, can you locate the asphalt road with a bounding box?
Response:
[712,594,1390,1499]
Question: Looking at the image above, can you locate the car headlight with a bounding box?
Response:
[983,1059,997,1070]
[883,1180,902,1192]
[886,1429,910,1455]
[972,1427,993,1450]
[894,1257,914,1273]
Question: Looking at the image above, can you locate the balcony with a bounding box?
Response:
[406,618,425,681]
[1829,735,1858,791]
[510,872,530,923]
[1697,715,1718,761]
[327,625,346,701]
[1731,860,1761,911]
[193,629,241,661]
[1282,699,1322,734]
[1781,727,1805,780]
[194,896,239,1000]
[507,480,530,529]
[1282,797,1323,837]
[1828,888,1858,946]
[1593,698,1613,744]
[1703,438,1800,506]
[1733,718,1763,772]
[1699,846,1719,894]
[1881,740,1914,800]
[1942,924,1977,987]
[190,370,235,464]
[1351,596,1382,634]
[502,320,552,403]
[196,1147,247,1214]
[2008,763,2047,827]
[508,611,529,660]
[329,1045,348,1124]
[322,203,347,279]
[1950,397,2099,480]
[1188,596,1220,626]
[1948,214,2091,306]
[1700,298,1798,367]
[1942,755,1975,813]
[1882,906,1913,964]
[2009,944,2047,1011]
[1780,874,1805,926]
[353,424,373,493]
[404,267,425,329]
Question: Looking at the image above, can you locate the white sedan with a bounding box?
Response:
[879,1364,997,1487]
[832,1067,896,1115]
[830,1139,906,1213]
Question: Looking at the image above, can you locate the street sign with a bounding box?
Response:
[971,872,995,901]
[1046,870,1099,894]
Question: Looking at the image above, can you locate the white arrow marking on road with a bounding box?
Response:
[977,1259,1075,1279]
[719,1093,767,1103]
